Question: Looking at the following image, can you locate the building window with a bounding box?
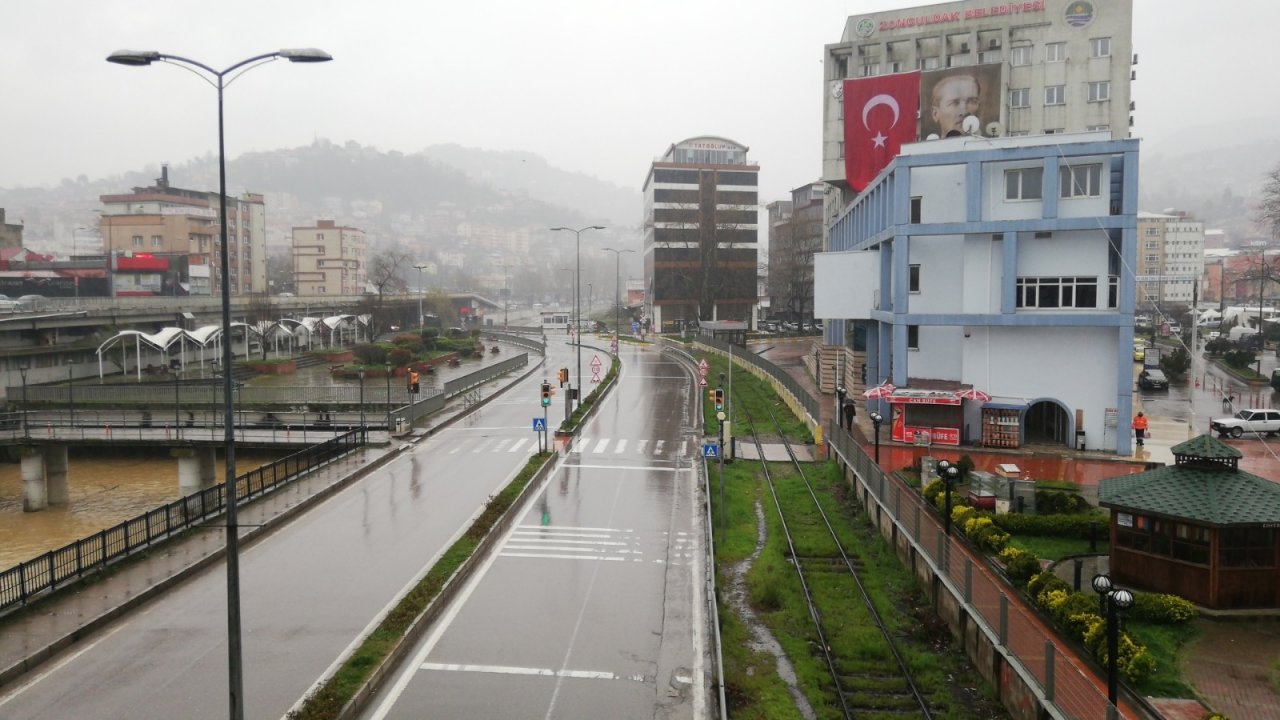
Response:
[316,233,325,240]
[1045,85,1066,105]
[1044,128,1065,134]
[1010,88,1030,108]
[1144,254,1159,265]
[1010,45,1031,66]
[1046,42,1065,62]
[909,264,921,293]
[918,56,939,70]
[910,196,922,223]
[1086,124,1111,132]
[1090,37,1111,58]
[946,54,971,68]
[151,235,163,247]
[1060,163,1103,198]
[132,235,143,248]
[837,141,844,160]
[1005,167,1043,200]
[860,63,879,77]
[1016,276,1099,309]
[907,325,919,349]
[889,61,903,73]
[318,286,327,294]
[1088,81,1111,102]
[979,50,1001,64]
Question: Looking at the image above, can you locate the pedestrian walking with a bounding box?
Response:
[1133,411,1148,447]
[841,399,856,431]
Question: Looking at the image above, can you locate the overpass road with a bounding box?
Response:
[361,342,710,719]
[0,340,594,719]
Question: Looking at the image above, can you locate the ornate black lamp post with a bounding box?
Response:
[869,411,883,465]
[1091,573,1135,711]
[936,459,960,536]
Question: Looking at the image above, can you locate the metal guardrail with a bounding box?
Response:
[7,382,436,408]
[825,423,1121,719]
[483,332,546,353]
[695,337,821,421]
[0,429,367,618]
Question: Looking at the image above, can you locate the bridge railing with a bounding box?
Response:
[0,429,367,618]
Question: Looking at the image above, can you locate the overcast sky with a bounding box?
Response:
[2,0,1278,203]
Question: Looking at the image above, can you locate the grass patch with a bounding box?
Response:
[1128,621,1200,698]
[287,451,553,720]
[697,353,811,444]
[1034,480,1083,492]
[1009,535,1108,561]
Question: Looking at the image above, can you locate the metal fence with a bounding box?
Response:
[826,424,1127,719]
[694,336,821,421]
[8,381,437,408]
[0,428,367,618]
[483,331,546,354]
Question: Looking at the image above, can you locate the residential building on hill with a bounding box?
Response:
[642,136,759,332]
[1135,211,1204,312]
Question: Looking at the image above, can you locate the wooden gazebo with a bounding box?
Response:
[1099,434,1280,609]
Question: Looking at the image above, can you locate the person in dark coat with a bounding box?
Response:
[842,399,857,431]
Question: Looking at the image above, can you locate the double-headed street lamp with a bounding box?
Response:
[602,247,634,337]
[936,459,960,536]
[1091,573,1135,713]
[551,225,605,409]
[108,46,331,720]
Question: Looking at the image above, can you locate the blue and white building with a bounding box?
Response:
[814,132,1140,454]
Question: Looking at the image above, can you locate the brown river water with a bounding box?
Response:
[0,448,283,572]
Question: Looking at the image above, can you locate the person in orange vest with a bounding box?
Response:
[1133,411,1148,447]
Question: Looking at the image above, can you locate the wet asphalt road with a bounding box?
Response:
[360,342,710,719]
[0,343,565,720]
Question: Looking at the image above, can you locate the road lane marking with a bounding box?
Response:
[470,438,495,453]
[562,463,681,472]
[654,440,665,455]
[614,439,627,453]
[507,538,629,546]
[500,552,627,561]
[592,438,610,453]
[507,437,529,452]
[419,662,645,683]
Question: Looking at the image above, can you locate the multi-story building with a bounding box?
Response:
[814,132,1141,454]
[822,0,1134,219]
[98,166,267,296]
[1135,211,1205,311]
[292,219,367,296]
[642,136,759,331]
[768,182,825,323]
[0,209,22,250]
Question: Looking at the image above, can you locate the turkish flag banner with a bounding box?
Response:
[843,72,921,193]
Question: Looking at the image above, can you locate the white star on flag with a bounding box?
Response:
[871,132,887,148]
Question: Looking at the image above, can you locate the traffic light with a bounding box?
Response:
[558,367,569,387]
[541,381,551,406]
[408,370,420,394]
[708,387,716,404]
[714,387,724,412]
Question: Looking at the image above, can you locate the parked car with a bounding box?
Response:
[1137,368,1169,390]
[1210,409,1280,439]
[1133,343,1145,362]
[15,295,45,311]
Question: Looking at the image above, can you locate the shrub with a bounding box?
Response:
[352,343,388,365]
[392,334,425,353]
[1223,349,1256,370]
[1160,347,1191,379]
[388,348,412,366]
[922,478,943,505]
[1082,618,1157,683]
[1027,570,1070,600]
[1000,547,1041,585]
[991,511,1108,539]
[956,454,976,477]
[952,505,978,529]
[1130,592,1198,624]
[1034,490,1092,515]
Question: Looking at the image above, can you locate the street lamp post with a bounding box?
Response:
[551,226,605,410]
[108,46,331,720]
[869,411,883,465]
[936,460,959,536]
[601,247,634,338]
[358,368,366,429]
[414,263,429,329]
[67,359,75,432]
[18,362,28,440]
[384,362,392,432]
[1091,573,1136,714]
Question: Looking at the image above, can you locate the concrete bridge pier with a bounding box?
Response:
[45,445,70,505]
[174,446,218,496]
[20,447,46,512]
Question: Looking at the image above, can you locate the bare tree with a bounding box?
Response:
[358,245,413,339]
[1256,164,1280,241]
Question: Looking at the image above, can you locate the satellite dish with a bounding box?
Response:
[925,133,941,141]
[961,114,981,135]
[985,121,1004,137]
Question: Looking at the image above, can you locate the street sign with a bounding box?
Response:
[702,443,719,458]
[632,321,640,334]
[697,358,709,373]
[532,418,546,432]
[699,376,707,386]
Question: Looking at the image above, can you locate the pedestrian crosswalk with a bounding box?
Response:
[437,435,693,458]
[499,526,696,565]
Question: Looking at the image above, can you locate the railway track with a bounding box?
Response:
[729,380,936,719]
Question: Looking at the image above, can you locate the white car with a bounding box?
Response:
[1210,409,1280,439]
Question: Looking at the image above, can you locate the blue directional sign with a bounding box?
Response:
[702,443,719,458]
[532,418,547,432]
[631,321,640,333]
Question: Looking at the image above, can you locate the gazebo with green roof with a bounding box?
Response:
[1099,434,1280,609]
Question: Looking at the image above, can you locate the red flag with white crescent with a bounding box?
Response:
[843,72,921,193]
